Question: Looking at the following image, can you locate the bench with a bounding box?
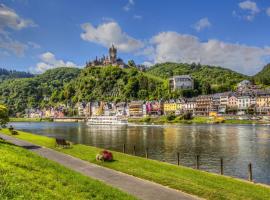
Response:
[55,138,71,148]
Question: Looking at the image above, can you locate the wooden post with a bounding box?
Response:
[122,144,126,153]
[248,163,253,182]
[177,152,180,166]
[145,147,148,159]
[220,158,224,175]
[196,155,200,169]
[133,145,136,156]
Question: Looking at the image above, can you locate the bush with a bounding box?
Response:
[96,150,113,162]
[11,130,18,135]
[166,114,176,121]
[182,112,193,120]
[8,125,14,131]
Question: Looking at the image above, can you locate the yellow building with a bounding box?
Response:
[164,100,177,115]
[256,95,270,114]
[256,95,270,107]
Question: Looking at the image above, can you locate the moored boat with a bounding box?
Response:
[87,116,128,125]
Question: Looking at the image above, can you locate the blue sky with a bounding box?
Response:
[1,0,270,75]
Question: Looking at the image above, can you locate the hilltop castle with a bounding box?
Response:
[86,45,126,68]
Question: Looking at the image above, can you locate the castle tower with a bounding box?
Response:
[109,44,117,63]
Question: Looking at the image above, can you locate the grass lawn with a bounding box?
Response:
[1,129,270,200]
[9,117,52,122]
[0,138,136,200]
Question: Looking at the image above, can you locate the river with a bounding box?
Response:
[10,122,270,185]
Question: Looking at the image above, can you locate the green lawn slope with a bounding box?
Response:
[0,138,136,200]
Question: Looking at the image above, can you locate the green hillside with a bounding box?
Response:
[1,62,269,116]
[253,64,270,85]
[62,66,168,103]
[146,62,249,92]
[0,67,81,114]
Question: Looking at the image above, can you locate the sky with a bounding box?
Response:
[1,0,270,75]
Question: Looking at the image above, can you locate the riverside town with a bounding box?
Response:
[24,46,270,124]
[1,1,270,200]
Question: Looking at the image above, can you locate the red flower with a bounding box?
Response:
[101,150,113,161]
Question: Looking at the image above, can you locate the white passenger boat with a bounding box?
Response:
[87,116,128,125]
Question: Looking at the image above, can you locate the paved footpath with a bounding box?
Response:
[0,133,201,200]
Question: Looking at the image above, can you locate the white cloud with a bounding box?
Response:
[146,31,270,75]
[80,21,144,53]
[34,52,79,73]
[0,33,27,56]
[193,17,211,32]
[123,0,135,11]
[238,1,260,21]
[0,4,36,56]
[266,7,270,16]
[0,4,35,31]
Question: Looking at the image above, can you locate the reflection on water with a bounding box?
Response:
[10,122,270,185]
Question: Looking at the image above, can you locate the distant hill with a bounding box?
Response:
[146,62,249,92]
[0,68,34,82]
[1,62,270,115]
[62,66,168,103]
[253,64,270,85]
[0,67,81,114]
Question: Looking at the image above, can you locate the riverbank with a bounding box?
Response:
[10,116,270,124]
[1,128,270,200]
[0,138,136,200]
[128,116,270,124]
[9,117,53,122]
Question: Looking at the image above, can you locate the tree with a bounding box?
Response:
[128,60,136,68]
[0,105,9,127]
[201,82,212,95]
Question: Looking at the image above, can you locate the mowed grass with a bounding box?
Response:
[9,117,52,122]
[1,129,270,200]
[0,139,136,200]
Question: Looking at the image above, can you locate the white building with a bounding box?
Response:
[169,75,194,90]
[237,96,252,110]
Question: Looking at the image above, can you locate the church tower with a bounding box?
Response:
[109,44,117,63]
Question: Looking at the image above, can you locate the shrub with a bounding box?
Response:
[183,112,193,120]
[8,125,14,131]
[11,130,18,135]
[96,150,113,162]
[166,114,176,121]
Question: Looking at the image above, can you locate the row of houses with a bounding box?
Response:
[75,89,270,117]
[25,80,270,118]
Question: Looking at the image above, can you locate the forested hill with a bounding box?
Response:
[1,62,270,115]
[62,66,168,104]
[0,68,34,82]
[146,62,249,92]
[253,64,270,85]
[0,67,81,114]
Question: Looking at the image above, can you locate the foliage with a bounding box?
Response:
[0,139,136,200]
[166,114,176,121]
[182,112,193,120]
[0,104,9,127]
[63,66,169,103]
[2,129,270,200]
[146,62,249,93]
[253,64,270,85]
[0,68,33,82]
[2,62,270,115]
[0,67,81,115]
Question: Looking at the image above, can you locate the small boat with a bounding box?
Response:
[87,116,128,125]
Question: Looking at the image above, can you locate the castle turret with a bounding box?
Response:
[109,44,117,63]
